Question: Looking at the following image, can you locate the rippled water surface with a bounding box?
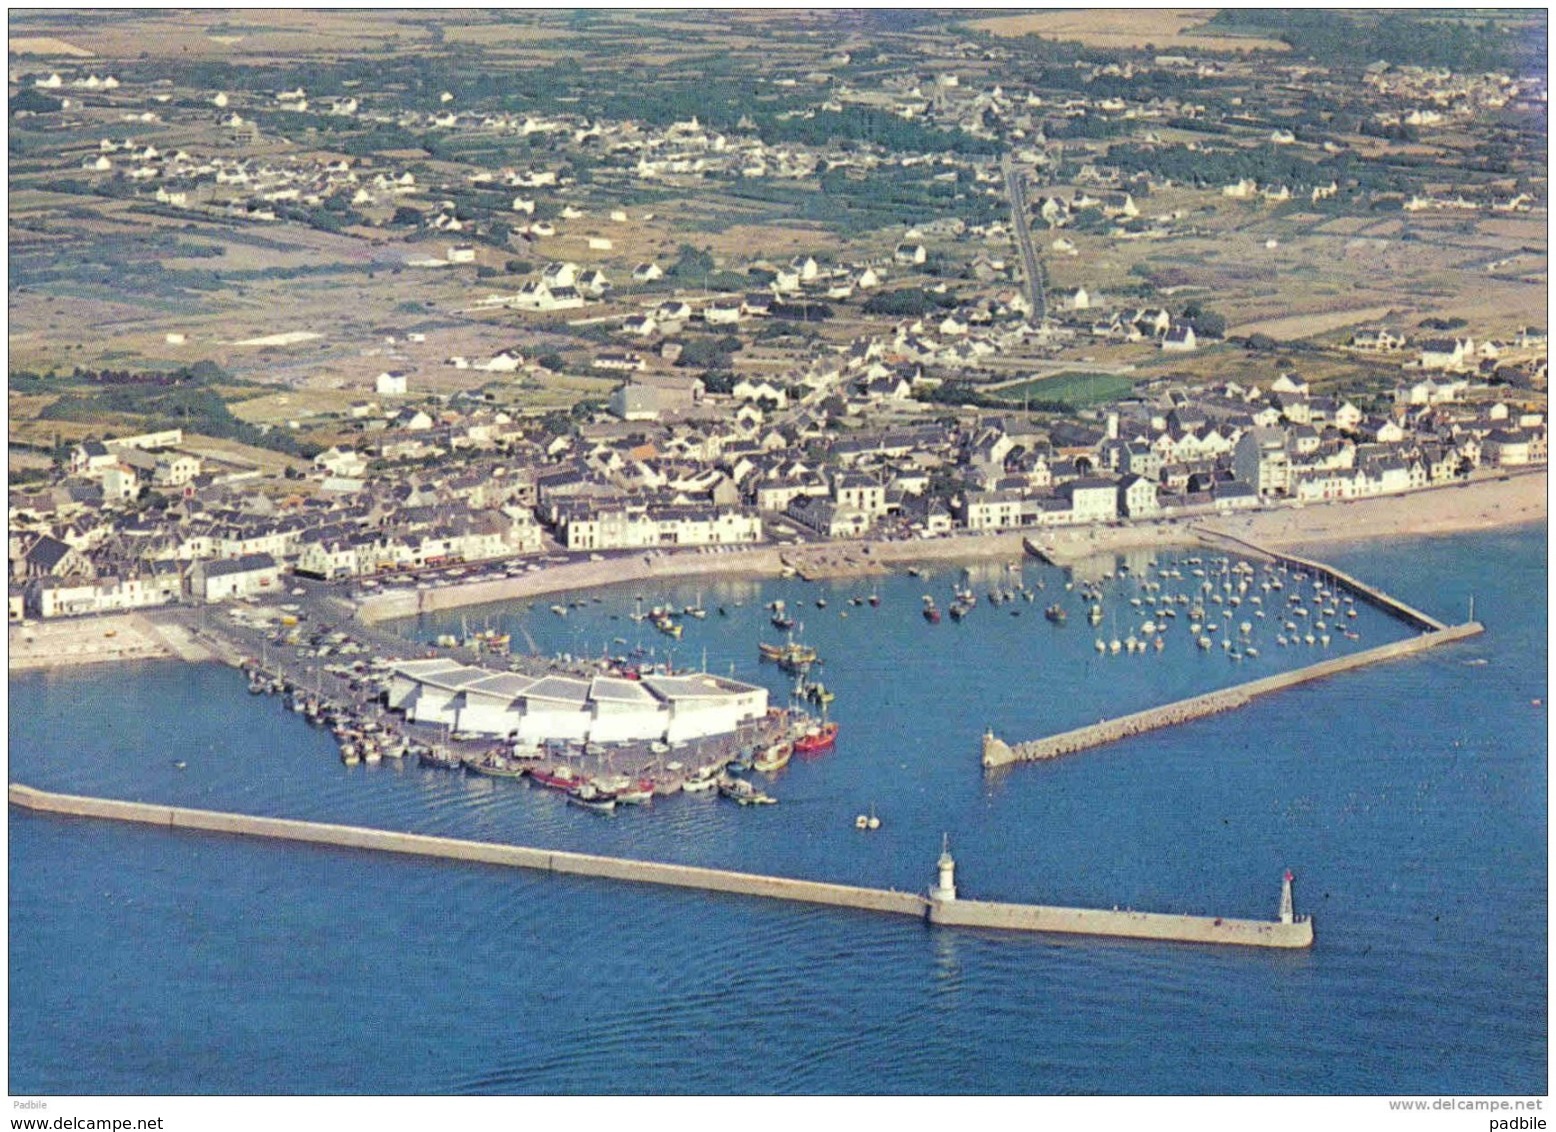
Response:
[9,526,1546,1094]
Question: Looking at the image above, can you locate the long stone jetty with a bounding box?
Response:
[1195,528,1448,631]
[9,784,1313,949]
[983,621,1483,767]
[991,532,1484,769]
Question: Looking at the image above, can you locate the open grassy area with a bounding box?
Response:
[990,371,1138,408]
[967,9,1288,52]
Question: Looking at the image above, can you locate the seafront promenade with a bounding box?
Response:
[8,784,1314,949]
[345,470,1545,624]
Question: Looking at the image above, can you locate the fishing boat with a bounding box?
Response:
[948,602,969,621]
[418,744,461,770]
[804,681,834,706]
[1044,603,1067,624]
[793,721,838,754]
[462,750,528,779]
[567,783,617,814]
[684,593,707,619]
[610,778,655,805]
[718,776,776,805]
[758,639,817,663]
[529,766,584,792]
[922,596,941,623]
[682,768,720,793]
[752,741,793,772]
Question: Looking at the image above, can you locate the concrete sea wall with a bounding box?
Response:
[9,784,1310,949]
[1195,529,1448,631]
[6,784,929,918]
[929,898,1314,949]
[984,622,1484,767]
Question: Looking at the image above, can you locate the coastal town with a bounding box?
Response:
[7,9,1548,1109]
[8,12,1546,633]
[4,10,1545,841]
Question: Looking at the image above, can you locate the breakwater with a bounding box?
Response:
[992,532,1482,768]
[8,784,1312,949]
[984,621,1483,767]
[1196,528,1448,631]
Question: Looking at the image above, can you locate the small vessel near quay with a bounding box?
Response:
[718,776,776,805]
[794,721,839,755]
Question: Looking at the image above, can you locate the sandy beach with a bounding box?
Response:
[7,611,214,672]
[1199,469,1547,551]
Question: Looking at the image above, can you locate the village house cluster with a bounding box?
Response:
[8,16,1546,627]
[11,331,1545,624]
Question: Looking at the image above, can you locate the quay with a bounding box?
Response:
[8,784,1313,950]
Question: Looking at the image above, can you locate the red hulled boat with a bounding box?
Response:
[793,721,839,755]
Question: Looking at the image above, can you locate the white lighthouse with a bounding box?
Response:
[1279,869,1296,924]
[930,834,957,903]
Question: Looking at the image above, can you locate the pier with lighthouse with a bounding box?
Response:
[10,784,1313,949]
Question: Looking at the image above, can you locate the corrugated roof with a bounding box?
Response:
[522,675,592,703]
[589,676,658,704]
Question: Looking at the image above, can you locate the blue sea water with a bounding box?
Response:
[8,526,1546,1095]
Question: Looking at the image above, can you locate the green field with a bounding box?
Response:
[990,372,1137,408]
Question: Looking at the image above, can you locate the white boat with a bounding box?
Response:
[682,771,719,794]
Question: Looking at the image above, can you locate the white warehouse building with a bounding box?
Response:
[386,659,768,743]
